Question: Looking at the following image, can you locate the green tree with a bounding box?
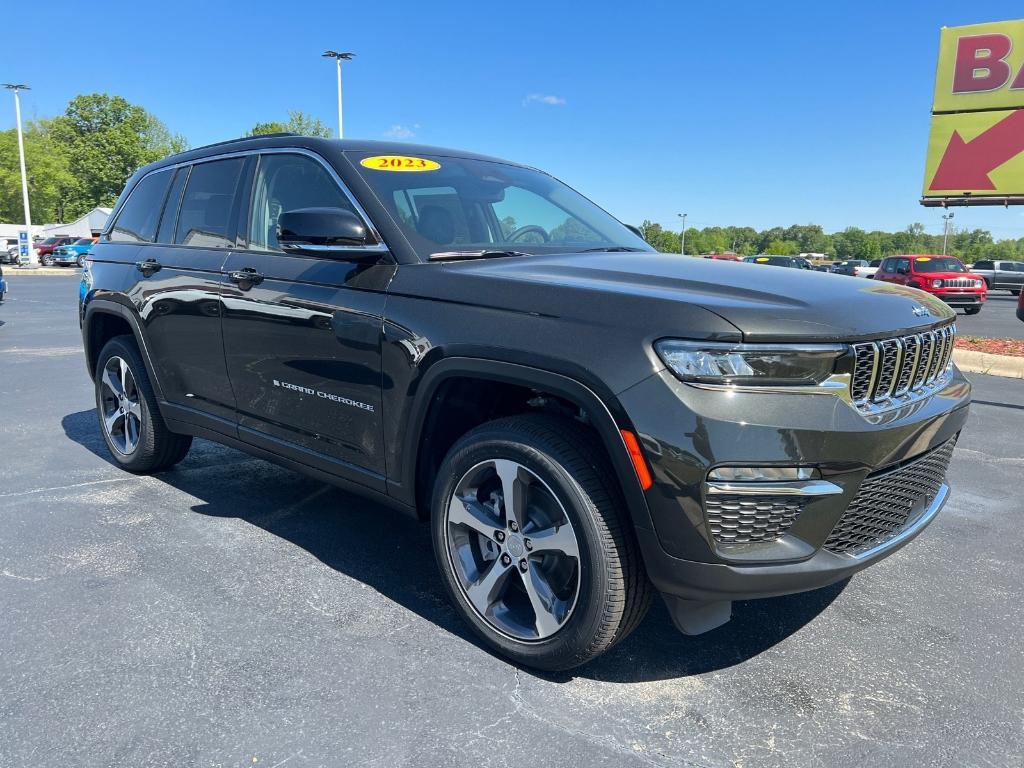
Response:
[764,239,799,255]
[48,93,186,218]
[248,110,333,138]
[0,121,76,223]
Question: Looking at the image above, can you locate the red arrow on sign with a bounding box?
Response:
[929,109,1024,190]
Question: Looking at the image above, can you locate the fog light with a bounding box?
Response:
[708,466,818,482]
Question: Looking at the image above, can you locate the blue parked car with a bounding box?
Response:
[51,238,96,267]
[0,264,8,302]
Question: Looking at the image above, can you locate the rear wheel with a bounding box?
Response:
[431,414,651,671]
[1011,288,1021,296]
[94,335,191,473]
[77,254,86,268]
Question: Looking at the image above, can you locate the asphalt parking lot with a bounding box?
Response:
[1,276,1022,767]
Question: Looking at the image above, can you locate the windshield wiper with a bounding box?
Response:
[429,250,532,262]
[577,246,646,253]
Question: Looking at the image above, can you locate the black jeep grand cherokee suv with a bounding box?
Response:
[80,135,969,670]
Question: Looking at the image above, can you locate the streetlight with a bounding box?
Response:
[322,50,355,138]
[3,83,35,267]
[677,213,688,255]
[941,211,955,255]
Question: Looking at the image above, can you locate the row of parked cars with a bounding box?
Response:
[734,253,1024,316]
[2,235,97,267]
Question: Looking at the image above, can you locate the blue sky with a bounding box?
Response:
[5,0,1024,240]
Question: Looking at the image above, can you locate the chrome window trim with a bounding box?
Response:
[105,147,389,255]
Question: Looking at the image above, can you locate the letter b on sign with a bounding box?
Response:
[953,34,1013,93]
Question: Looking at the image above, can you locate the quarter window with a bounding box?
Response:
[248,153,359,251]
[175,158,246,248]
[110,169,174,243]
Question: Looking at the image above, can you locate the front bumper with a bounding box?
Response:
[929,289,985,307]
[619,366,970,602]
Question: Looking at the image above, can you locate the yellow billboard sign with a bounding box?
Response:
[923,109,1024,196]
[924,20,1024,203]
[933,20,1024,112]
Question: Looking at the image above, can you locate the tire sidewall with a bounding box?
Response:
[431,430,615,668]
[94,338,151,470]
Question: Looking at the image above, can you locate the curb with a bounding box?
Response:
[953,348,1024,379]
[3,268,81,276]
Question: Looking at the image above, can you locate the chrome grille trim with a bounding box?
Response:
[850,323,955,413]
[940,278,976,288]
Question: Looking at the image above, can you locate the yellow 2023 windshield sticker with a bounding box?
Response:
[360,155,441,172]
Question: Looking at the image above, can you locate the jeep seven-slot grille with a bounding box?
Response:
[706,495,804,545]
[823,437,956,555]
[850,325,954,409]
[940,278,976,289]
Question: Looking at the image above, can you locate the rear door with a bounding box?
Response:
[220,150,394,490]
[120,157,247,427]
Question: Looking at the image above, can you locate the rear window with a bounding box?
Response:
[110,169,174,243]
[174,158,246,248]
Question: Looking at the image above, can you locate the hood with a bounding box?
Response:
[427,251,956,342]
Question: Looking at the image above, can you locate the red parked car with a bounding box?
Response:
[875,255,986,314]
[1017,287,1024,322]
[35,236,76,261]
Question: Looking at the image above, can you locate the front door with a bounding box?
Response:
[220,151,394,490]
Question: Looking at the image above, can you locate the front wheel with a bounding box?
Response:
[77,254,86,268]
[41,255,54,267]
[431,414,652,671]
[1011,289,1021,296]
[94,335,192,472]
[964,306,982,315]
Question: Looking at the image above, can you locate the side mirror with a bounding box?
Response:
[277,207,374,253]
[625,224,645,241]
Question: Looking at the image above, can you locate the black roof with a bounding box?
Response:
[137,134,519,178]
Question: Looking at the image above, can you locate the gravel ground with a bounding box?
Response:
[0,277,1021,767]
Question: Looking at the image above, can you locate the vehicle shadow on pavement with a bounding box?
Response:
[63,408,847,683]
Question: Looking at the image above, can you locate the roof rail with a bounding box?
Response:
[185,132,301,153]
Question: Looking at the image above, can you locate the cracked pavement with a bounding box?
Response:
[1,277,1022,767]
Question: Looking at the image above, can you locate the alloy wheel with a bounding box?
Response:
[445,458,581,641]
[99,356,143,455]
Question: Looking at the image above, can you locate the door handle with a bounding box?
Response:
[135,259,162,276]
[228,268,264,289]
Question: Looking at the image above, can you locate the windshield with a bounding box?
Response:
[914,257,966,273]
[74,238,92,245]
[348,152,651,260]
[41,237,59,245]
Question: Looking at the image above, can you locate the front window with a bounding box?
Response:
[913,257,966,273]
[348,152,650,260]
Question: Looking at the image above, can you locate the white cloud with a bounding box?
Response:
[383,124,418,139]
[523,93,566,107]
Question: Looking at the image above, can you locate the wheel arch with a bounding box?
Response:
[399,357,655,534]
[83,299,165,401]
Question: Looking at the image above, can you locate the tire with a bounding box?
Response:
[964,306,981,315]
[41,255,54,267]
[982,278,991,290]
[1011,289,1021,296]
[77,254,86,268]
[431,414,652,671]
[94,335,192,473]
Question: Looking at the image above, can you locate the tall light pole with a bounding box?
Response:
[3,83,35,267]
[941,211,955,255]
[677,213,688,255]
[322,51,354,138]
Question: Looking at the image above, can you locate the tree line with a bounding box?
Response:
[638,221,1024,263]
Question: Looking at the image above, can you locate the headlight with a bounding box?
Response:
[932,279,944,288]
[974,280,984,288]
[655,340,845,386]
